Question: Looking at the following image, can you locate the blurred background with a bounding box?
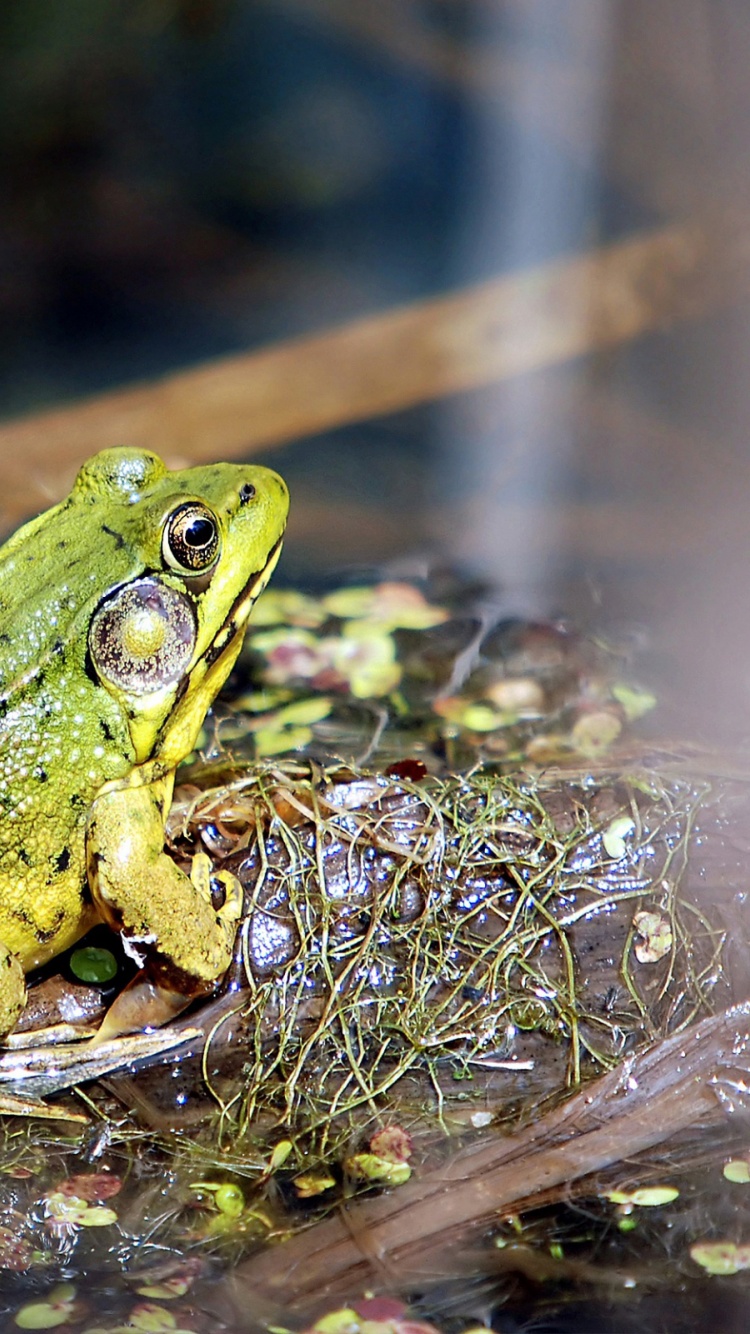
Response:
[1,0,750,743]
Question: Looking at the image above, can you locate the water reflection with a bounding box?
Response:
[443,4,610,594]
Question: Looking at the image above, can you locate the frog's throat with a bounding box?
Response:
[127,535,284,769]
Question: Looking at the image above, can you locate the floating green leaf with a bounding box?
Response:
[690,1240,750,1275]
[69,946,118,983]
[15,1284,76,1330]
[611,683,658,720]
[602,816,635,860]
[724,1160,750,1184]
[607,1186,679,1206]
[346,1152,411,1185]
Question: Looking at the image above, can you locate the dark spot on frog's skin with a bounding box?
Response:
[99,718,115,744]
[202,637,229,672]
[33,766,48,783]
[54,847,71,874]
[18,848,30,867]
[35,908,66,945]
[83,647,100,687]
[0,634,8,645]
[101,524,126,551]
[69,793,87,813]
[52,639,64,656]
[57,538,68,550]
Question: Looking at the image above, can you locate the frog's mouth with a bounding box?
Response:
[202,534,284,672]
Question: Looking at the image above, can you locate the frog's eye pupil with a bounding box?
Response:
[163,503,220,573]
[184,516,215,549]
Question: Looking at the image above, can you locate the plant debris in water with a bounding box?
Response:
[211,578,656,769]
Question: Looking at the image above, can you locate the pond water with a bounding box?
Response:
[1,2,750,1331]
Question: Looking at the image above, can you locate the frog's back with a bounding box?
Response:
[0,486,138,968]
[0,490,123,698]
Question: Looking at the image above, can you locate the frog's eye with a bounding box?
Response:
[163,503,220,574]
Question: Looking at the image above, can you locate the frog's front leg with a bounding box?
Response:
[87,778,242,996]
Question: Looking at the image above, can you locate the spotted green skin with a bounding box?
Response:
[0,448,288,1034]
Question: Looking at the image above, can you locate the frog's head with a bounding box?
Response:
[13,447,289,767]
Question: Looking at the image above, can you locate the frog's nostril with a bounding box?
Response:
[239,483,256,505]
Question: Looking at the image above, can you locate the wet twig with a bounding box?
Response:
[233,1001,750,1312]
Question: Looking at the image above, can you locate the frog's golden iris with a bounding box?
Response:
[162,501,221,572]
[0,447,289,1036]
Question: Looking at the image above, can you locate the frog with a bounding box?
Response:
[0,446,288,1044]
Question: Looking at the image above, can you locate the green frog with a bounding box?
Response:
[0,446,288,1040]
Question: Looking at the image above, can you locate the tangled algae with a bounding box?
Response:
[131,759,725,1150]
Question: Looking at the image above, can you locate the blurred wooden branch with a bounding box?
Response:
[1,213,749,529]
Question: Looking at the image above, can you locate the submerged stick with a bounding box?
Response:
[234,1002,750,1312]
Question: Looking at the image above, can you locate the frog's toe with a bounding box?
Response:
[189,854,243,931]
[189,851,215,904]
[214,870,243,928]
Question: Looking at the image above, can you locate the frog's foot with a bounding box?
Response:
[91,869,242,1042]
[88,782,244,988]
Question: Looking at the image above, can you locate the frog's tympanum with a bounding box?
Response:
[0,447,288,1039]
